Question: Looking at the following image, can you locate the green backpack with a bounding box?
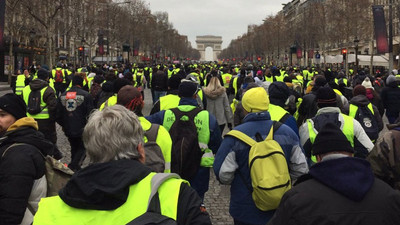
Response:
[226,122,291,211]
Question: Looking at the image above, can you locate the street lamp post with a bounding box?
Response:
[354,37,360,70]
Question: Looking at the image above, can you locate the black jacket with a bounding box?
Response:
[151,70,168,91]
[96,81,114,108]
[268,157,400,225]
[0,119,55,224]
[380,83,400,118]
[57,86,94,137]
[59,159,211,225]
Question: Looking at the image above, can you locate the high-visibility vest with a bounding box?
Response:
[33,173,183,224]
[307,114,354,162]
[52,68,67,83]
[100,95,117,110]
[22,85,50,119]
[139,117,172,173]
[159,94,180,111]
[15,75,26,96]
[221,73,233,88]
[268,104,289,123]
[162,105,214,167]
[232,77,239,95]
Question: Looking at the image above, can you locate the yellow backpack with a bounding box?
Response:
[226,122,291,211]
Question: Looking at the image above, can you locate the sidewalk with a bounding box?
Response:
[0,82,11,92]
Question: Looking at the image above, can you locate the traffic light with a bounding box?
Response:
[342,49,347,61]
[78,46,84,57]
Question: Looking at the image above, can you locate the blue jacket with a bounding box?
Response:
[146,97,222,199]
[213,112,308,225]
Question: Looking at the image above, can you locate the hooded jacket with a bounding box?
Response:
[34,159,211,225]
[344,94,384,132]
[214,112,308,225]
[0,118,55,225]
[268,157,400,225]
[203,86,233,126]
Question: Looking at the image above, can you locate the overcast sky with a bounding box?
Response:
[145,0,290,49]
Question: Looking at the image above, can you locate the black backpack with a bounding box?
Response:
[27,89,45,114]
[169,108,203,180]
[144,124,165,173]
[127,173,180,225]
[349,104,379,141]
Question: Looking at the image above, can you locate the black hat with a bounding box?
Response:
[312,122,353,156]
[0,93,27,120]
[316,86,337,108]
[168,75,181,90]
[268,82,290,107]
[113,78,131,94]
[37,68,49,80]
[178,80,198,98]
[72,75,84,87]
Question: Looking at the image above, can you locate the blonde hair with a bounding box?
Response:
[204,76,224,92]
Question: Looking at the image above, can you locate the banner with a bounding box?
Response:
[372,5,389,54]
[297,47,302,58]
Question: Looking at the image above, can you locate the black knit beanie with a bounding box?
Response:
[316,86,337,108]
[0,93,27,120]
[312,122,354,155]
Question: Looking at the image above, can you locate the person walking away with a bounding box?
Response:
[380,75,400,124]
[151,65,169,104]
[203,75,233,134]
[21,68,62,160]
[146,80,222,202]
[57,75,94,171]
[34,105,212,225]
[268,122,400,225]
[214,87,308,225]
[117,85,172,173]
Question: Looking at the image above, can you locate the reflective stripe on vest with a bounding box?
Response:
[268,104,289,123]
[159,94,180,111]
[162,105,213,167]
[15,75,26,95]
[33,173,183,224]
[307,114,354,162]
[22,86,49,119]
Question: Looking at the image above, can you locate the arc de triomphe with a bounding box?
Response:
[196,35,222,61]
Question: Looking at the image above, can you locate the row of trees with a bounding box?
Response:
[220,0,375,65]
[5,0,200,70]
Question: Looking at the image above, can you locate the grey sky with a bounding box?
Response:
[145,0,290,49]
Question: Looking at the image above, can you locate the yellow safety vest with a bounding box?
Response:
[162,105,214,167]
[15,75,26,96]
[139,117,172,173]
[221,73,233,88]
[33,173,183,225]
[307,114,354,162]
[100,95,117,110]
[159,94,180,111]
[268,104,289,123]
[52,68,67,83]
[22,86,50,119]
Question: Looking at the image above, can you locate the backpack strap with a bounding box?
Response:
[170,107,202,122]
[226,130,256,146]
[145,124,159,142]
[1,143,29,158]
[147,173,181,212]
